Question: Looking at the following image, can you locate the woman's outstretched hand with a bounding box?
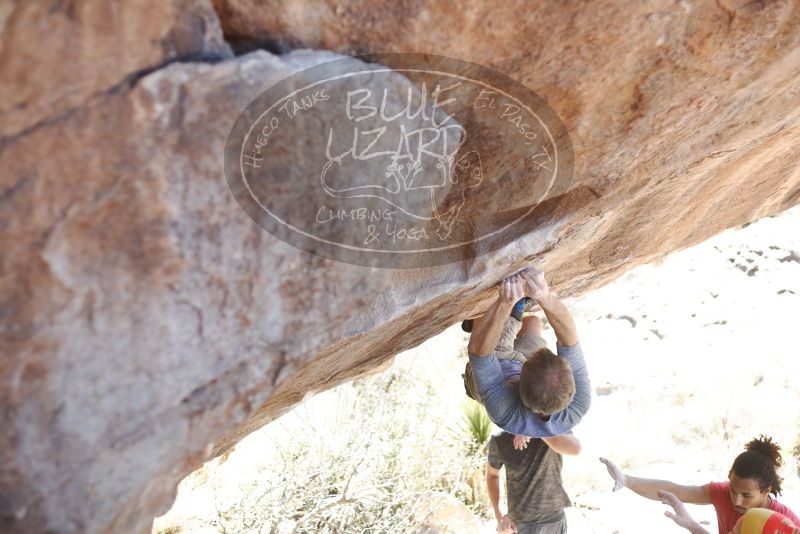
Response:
[658,491,710,534]
[599,457,627,491]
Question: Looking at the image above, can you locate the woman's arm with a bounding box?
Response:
[659,491,712,534]
[600,458,711,504]
[520,268,579,347]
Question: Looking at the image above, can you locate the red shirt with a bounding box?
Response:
[708,481,800,534]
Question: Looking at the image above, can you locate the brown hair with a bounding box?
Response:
[518,348,575,415]
[730,435,784,495]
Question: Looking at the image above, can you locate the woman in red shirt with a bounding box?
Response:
[600,435,800,534]
[658,490,799,534]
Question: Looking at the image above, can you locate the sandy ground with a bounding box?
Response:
[155,205,800,533]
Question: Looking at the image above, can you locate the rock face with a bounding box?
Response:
[1,1,799,533]
[0,0,232,140]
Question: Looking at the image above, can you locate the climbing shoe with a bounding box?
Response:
[463,296,531,332]
[511,297,532,321]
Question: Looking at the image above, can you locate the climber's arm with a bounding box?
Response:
[521,269,578,347]
[548,341,591,431]
[538,293,579,348]
[466,279,521,358]
[521,268,590,431]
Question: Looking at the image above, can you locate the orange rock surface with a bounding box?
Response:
[1,1,798,532]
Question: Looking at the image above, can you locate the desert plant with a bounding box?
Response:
[197,367,491,534]
[460,398,493,454]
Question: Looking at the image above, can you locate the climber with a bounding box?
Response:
[464,267,591,437]
[600,435,800,534]
[487,430,581,534]
[658,490,800,534]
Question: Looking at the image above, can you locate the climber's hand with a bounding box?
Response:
[499,274,525,305]
[520,268,551,302]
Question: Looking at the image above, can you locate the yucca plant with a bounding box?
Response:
[460,398,493,453]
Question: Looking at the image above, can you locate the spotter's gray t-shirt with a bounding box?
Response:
[487,431,571,524]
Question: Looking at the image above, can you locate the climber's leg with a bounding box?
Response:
[470,301,527,363]
[514,315,548,359]
[494,316,526,362]
[520,314,543,337]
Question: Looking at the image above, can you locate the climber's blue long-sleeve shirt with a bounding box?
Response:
[468,342,591,437]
